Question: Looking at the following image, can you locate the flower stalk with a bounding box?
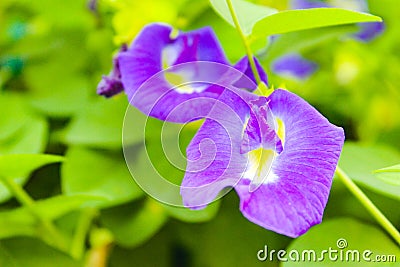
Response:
[0,175,70,252]
[70,208,98,260]
[335,167,400,245]
[226,0,263,86]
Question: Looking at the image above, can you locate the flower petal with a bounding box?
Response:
[97,44,127,97]
[241,97,283,154]
[117,24,263,123]
[180,88,257,208]
[290,0,329,9]
[272,53,318,80]
[233,56,269,89]
[173,27,229,65]
[124,61,260,123]
[99,23,270,123]
[354,22,385,42]
[236,89,344,237]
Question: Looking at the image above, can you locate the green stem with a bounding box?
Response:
[226,0,262,86]
[0,176,69,251]
[70,208,97,260]
[335,167,400,245]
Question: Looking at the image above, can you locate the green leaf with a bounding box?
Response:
[252,8,382,39]
[31,195,104,220]
[109,192,290,267]
[123,117,200,208]
[111,0,187,45]
[62,146,143,208]
[101,198,168,248]
[160,200,220,223]
[0,195,101,239]
[0,115,48,155]
[0,209,36,239]
[24,52,91,117]
[338,142,400,200]
[0,154,63,203]
[283,218,400,266]
[62,96,144,148]
[28,78,90,118]
[15,0,93,30]
[263,25,357,62]
[0,94,30,140]
[209,0,277,36]
[0,94,48,156]
[374,164,400,186]
[0,154,63,179]
[188,8,261,62]
[0,237,80,267]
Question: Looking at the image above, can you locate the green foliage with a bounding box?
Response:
[283,218,400,266]
[374,164,400,186]
[0,195,100,239]
[0,154,62,203]
[0,94,30,140]
[208,1,381,39]
[252,8,382,38]
[262,25,357,62]
[62,96,144,148]
[0,237,80,267]
[0,95,48,155]
[160,201,220,223]
[101,198,168,248]
[339,143,400,200]
[0,154,63,179]
[109,193,291,267]
[0,0,399,266]
[209,0,277,35]
[62,146,143,208]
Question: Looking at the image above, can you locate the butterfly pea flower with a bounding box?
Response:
[271,53,318,80]
[98,22,345,237]
[97,23,267,123]
[180,87,344,237]
[272,0,384,80]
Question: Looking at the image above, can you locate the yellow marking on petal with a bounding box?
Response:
[245,148,277,190]
[169,28,179,39]
[254,148,275,184]
[164,72,196,94]
[165,72,185,86]
[276,117,285,145]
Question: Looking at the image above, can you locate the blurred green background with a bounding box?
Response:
[0,0,399,266]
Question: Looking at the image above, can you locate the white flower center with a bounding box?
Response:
[243,117,285,192]
[164,70,208,94]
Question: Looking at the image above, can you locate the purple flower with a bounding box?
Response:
[272,53,318,80]
[290,0,330,9]
[180,88,344,237]
[354,21,386,42]
[98,23,267,123]
[97,44,127,97]
[87,0,98,13]
[273,0,384,80]
[98,22,345,238]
